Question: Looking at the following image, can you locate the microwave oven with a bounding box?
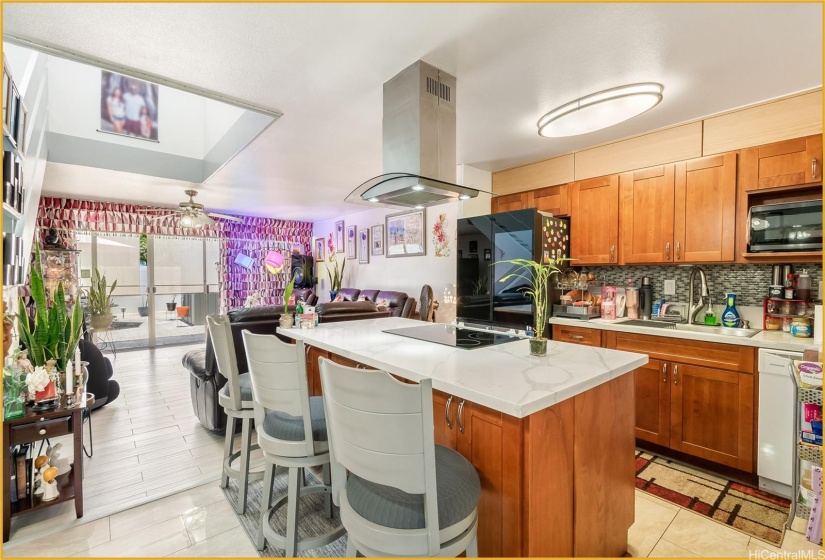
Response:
[748,200,822,253]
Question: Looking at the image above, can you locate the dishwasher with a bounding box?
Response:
[758,348,803,498]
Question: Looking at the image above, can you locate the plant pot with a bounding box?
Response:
[176,306,190,318]
[279,314,294,329]
[329,290,339,302]
[3,393,25,420]
[90,313,113,330]
[166,302,177,311]
[137,306,149,317]
[529,337,548,357]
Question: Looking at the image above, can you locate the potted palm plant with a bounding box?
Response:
[496,257,563,357]
[279,277,296,329]
[87,267,117,330]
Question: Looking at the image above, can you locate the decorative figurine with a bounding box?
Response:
[41,466,59,501]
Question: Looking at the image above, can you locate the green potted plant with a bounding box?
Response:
[16,246,84,402]
[86,267,117,330]
[166,295,177,312]
[496,257,563,356]
[325,233,345,300]
[279,277,296,329]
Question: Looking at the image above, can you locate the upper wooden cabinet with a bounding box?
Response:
[673,153,737,262]
[491,191,530,213]
[620,165,676,264]
[569,175,619,264]
[532,183,569,217]
[740,134,822,191]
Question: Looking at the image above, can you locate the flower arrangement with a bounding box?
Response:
[432,213,450,257]
[326,233,346,293]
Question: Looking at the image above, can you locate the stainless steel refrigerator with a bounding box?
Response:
[456,208,570,331]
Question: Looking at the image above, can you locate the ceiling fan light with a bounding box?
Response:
[537,83,663,138]
[180,214,194,227]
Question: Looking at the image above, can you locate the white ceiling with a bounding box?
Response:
[4,3,822,222]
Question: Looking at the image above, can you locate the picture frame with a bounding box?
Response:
[371,224,384,256]
[386,208,426,258]
[469,240,478,254]
[313,237,325,262]
[99,70,160,141]
[335,220,345,252]
[3,61,12,130]
[346,225,357,259]
[484,248,491,261]
[458,249,463,259]
[358,229,369,264]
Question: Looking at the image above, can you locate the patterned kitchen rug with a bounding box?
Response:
[635,451,791,546]
[223,468,347,557]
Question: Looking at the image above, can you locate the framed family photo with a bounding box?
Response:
[371,224,384,256]
[100,70,159,141]
[346,225,357,259]
[386,208,426,258]
[359,229,369,264]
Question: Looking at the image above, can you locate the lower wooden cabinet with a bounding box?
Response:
[552,324,602,346]
[633,358,670,447]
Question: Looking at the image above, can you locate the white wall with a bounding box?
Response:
[313,203,458,323]
[204,100,245,154]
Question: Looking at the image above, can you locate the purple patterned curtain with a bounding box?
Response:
[36,197,312,312]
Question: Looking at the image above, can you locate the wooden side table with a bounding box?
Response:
[3,393,94,542]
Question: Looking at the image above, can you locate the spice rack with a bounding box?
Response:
[761,298,815,332]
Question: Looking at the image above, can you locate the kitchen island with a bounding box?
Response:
[277,317,648,557]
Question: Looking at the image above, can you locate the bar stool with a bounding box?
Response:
[242,331,345,557]
[206,314,263,514]
[319,359,480,557]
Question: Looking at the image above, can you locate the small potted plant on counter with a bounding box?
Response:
[166,296,177,312]
[496,257,563,357]
[87,267,117,330]
[279,277,296,329]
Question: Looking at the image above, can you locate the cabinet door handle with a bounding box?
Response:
[568,334,584,340]
[665,242,671,261]
[610,245,615,262]
[38,428,46,435]
[673,364,679,385]
[457,400,466,434]
[675,242,681,261]
[662,363,668,383]
[813,158,818,180]
[445,395,453,430]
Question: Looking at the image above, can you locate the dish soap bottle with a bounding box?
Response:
[721,293,741,328]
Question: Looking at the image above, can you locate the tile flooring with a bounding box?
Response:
[3,343,263,546]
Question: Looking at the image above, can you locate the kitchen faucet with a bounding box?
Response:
[687,266,711,325]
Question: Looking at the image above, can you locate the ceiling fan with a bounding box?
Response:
[137,189,244,228]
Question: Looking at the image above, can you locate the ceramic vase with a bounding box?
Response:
[329,290,339,301]
[529,337,548,357]
[279,314,294,329]
[3,393,25,420]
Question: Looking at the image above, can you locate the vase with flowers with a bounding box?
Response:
[3,347,30,419]
[495,257,564,357]
[16,245,84,407]
[326,233,346,301]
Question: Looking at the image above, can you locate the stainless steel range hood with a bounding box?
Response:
[346,60,488,208]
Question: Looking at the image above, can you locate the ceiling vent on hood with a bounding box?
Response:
[346,60,489,209]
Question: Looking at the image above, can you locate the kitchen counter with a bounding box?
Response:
[549,316,817,353]
[278,316,647,418]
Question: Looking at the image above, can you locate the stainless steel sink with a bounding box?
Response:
[616,319,761,338]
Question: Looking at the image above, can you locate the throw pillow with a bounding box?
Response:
[334,294,344,302]
[358,295,369,302]
[378,299,389,307]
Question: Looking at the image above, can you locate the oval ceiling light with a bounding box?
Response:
[537,83,663,138]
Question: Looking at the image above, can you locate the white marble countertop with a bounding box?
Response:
[277,317,648,418]
[548,317,818,353]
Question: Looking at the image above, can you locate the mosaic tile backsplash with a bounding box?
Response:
[579,264,823,307]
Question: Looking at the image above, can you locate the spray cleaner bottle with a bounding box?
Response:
[721,293,741,328]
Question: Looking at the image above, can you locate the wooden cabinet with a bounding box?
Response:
[551,324,602,347]
[491,191,530,213]
[673,153,737,262]
[633,358,670,447]
[620,165,675,263]
[670,363,754,472]
[604,330,756,473]
[569,174,619,264]
[740,134,822,191]
[532,183,569,217]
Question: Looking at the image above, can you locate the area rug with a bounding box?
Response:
[635,451,790,546]
[223,468,347,557]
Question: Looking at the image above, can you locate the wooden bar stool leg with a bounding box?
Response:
[285,467,301,557]
[221,416,236,489]
[322,463,332,519]
[237,416,253,514]
[257,461,275,551]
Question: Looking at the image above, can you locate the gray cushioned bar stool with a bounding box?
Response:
[319,358,480,557]
[242,331,345,557]
[206,315,264,514]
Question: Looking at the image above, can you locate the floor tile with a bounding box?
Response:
[647,538,699,558]
[749,528,823,557]
[165,524,258,557]
[635,488,680,512]
[627,492,678,557]
[661,509,751,557]
[72,516,191,557]
[3,518,111,557]
[181,500,240,544]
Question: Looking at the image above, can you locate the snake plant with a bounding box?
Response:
[86,267,117,316]
[17,245,84,370]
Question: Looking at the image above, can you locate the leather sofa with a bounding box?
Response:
[183,301,389,431]
[335,288,417,319]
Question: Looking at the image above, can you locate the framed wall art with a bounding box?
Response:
[313,237,325,262]
[371,224,384,256]
[346,225,357,259]
[99,70,159,141]
[359,229,369,264]
[386,208,426,258]
[334,220,345,252]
